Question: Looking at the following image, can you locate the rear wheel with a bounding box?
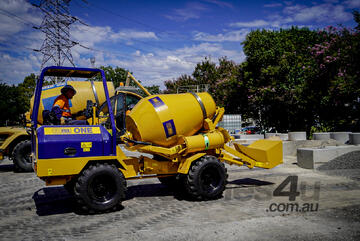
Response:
[12,140,33,172]
[74,163,126,213]
[184,155,227,200]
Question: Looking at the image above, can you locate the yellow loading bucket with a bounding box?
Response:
[30,81,115,124]
[233,140,283,169]
[126,92,216,147]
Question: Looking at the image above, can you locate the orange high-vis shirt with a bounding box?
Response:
[53,94,71,117]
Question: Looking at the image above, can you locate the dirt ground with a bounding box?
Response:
[0,150,359,241]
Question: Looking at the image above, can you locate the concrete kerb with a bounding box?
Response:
[297,145,360,169]
[350,133,360,145]
[265,133,288,140]
[282,139,340,157]
[313,133,330,140]
[330,132,351,144]
[288,132,306,141]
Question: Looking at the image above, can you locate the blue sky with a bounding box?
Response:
[0,0,359,87]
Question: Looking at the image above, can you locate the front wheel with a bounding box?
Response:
[12,140,33,172]
[184,155,227,200]
[74,163,127,213]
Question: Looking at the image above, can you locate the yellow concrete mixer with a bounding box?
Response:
[32,66,283,213]
[122,92,282,170]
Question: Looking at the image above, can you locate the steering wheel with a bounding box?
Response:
[84,100,94,119]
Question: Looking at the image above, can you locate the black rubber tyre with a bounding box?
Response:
[184,155,227,200]
[12,140,33,172]
[74,163,127,213]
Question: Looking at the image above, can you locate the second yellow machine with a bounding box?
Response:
[32,66,283,213]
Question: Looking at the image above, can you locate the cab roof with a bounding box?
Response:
[42,66,102,78]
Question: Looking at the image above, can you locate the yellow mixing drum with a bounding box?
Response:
[126,92,216,147]
[30,81,115,124]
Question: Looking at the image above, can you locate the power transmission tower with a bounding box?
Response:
[32,0,80,71]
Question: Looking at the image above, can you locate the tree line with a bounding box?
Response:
[164,11,360,134]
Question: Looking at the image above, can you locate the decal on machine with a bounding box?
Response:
[81,142,92,152]
[162,119,176,138]
[44,127,101,135]
[148,97,165,109]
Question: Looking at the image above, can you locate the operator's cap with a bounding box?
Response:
[61,85,76,95]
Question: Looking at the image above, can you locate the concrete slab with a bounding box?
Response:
[297,145,360,169]
[350,133,360,145]
[233,139,258,145]
[239,134,264,140]
[265,133,288,140]
[288,131,306,140]
[282,139,340,157]
[330,132,351,144]
[313,133,330,140]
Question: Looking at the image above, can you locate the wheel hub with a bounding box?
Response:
[89,175,116,203]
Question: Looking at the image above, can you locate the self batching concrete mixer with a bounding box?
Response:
[32,66,283,212]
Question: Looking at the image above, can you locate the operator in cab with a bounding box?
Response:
[51,85,87,125]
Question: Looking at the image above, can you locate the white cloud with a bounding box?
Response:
[71,24,158,51]
[283,3,352,23]
[345,0,360,8]
[204,0,234,9]
[88,43,245,87]
[165,2,208,21]
[71,24,112,49]
[193,29,249,42]
[264,3,283,8]
[230,19,270,28]
[0,53,41,84]
[0,0,41,41]
[230,1,354,31]
[110,30,158,40]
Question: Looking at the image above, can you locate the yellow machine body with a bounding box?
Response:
[125,92,216,147]
[36,90,283,186]
[0,127,28,160]
[30,81,115,124]
[184,132,225,154]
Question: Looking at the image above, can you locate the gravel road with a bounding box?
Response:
[0,152,359,241]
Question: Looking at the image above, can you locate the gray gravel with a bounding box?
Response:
[317,151,360,180]
[1,154,360,240]
[317,151,360,170]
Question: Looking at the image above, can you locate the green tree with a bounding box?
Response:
[0,83,27,126]
[93,66,129,88]
[242,27,325,132]
[164,74,198,94]
[144,85,161,95]
[17,73,37,111]
[308,24,360,131]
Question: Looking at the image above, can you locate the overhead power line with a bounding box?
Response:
[0,8,38,27]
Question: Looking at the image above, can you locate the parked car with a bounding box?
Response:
[241,126,261,134]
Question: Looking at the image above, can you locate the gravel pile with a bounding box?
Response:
[317,151,360,180]
[317,151,360,170]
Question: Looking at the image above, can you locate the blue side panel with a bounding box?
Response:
[42,82,66,91]
[37,125,112,159]
[42,96,73,110]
